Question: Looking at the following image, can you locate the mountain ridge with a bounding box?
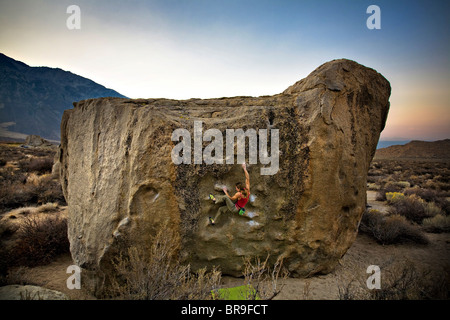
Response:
[374,139,450,160]
[0,53,127,141]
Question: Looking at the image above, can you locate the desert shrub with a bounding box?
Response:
[435,174,450,184]
[422,214,450,233]
[359,210,428,245]
[338,260,449,300]
[386,192,406,204]
[424,201,443,217]
[19,157,54,174]
[403,187,450,215]
[0,181,38,213]
[434,197,450,215]
[36,202,60,213]
[367,174,381,183]
[0,245,13,284]
[3,203,59,219]
[35,175,65,205]
[436,182,450,192]
[13,215,70,267]
[422,178,450,192]
[367,182,381,190]
[387,194,436,224]
[369,261,449,300]
[424,180,440,190]
[375,190,387,201]
[376,183,408,202]
[404,187,436,202]
[383,181,404,193]
[396,181,411,189]
[367,170,381,178]
[241,255,288,300]
[0,173,65,213]
[107,226,221,300]
[0,166,27,184]
[371,162,382,169]
[0,146,63,211]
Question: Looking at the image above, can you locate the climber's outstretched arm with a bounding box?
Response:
[242,163,250,192]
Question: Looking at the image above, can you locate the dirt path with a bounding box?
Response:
[11,254,96,300]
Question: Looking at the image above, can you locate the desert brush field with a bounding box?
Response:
[0,142,448,300]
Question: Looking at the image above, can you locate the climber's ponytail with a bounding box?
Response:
[235,182,248,198]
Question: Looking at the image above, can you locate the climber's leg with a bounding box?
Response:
[224,197,239,214]
[214,195,227,205]
[211,205,228,225]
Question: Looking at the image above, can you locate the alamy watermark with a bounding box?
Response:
[66,5,81,30]
[366,265,381,289]
[66,265,81,289]
[171,121,279,175]
[366,5,381,30]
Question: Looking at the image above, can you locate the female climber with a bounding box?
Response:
[208,163,251,225]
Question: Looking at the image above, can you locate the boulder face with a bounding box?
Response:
[59,59,390,293]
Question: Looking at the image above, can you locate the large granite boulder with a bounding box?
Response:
[59,59,390,293]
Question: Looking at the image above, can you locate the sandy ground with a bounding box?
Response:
[6,191,450,300]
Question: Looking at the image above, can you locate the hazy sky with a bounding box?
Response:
[0,0,449,141]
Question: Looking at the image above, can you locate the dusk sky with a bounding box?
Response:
[0,0,449,141]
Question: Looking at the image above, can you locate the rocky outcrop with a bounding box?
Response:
[59,59,390,294]
[23,134,54,148]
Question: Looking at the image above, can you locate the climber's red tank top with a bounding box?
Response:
[235,191,250,209]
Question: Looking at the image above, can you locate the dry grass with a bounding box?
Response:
[106,225,222,300]
[241,255,289,300]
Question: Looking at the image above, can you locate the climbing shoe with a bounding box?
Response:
[209,193,216,201]
[209,217,215,225]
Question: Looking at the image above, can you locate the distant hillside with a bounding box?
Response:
[376,140,410,149]
[375,139,450,160]
[0,53,127,141]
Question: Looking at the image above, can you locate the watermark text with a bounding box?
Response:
[171,121,279,175]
